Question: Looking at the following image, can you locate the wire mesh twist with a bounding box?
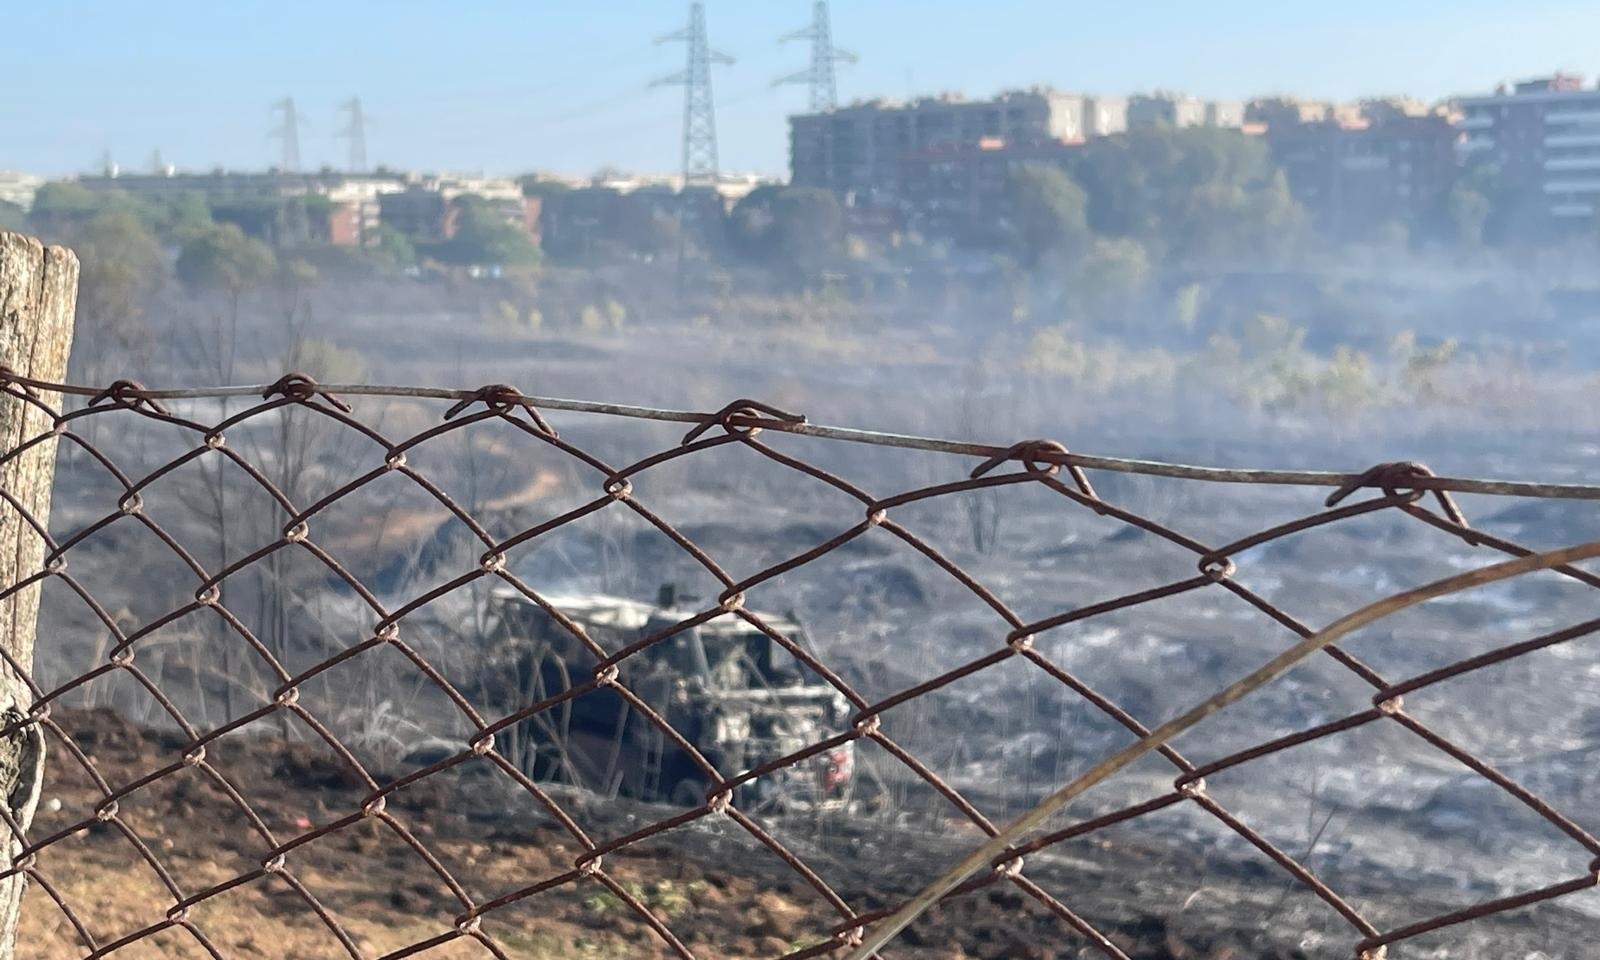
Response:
[0,370,1595,960]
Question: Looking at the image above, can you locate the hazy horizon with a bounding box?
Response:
[4,0,1600,180]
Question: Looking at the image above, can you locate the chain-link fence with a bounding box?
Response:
[0,371,1597,959]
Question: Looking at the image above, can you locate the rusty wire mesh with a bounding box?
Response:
[0,369,1597,960]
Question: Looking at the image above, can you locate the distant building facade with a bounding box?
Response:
[73,169,541,249]
[73,170,409,246]
[1263,99,1459,238]
[1127,92,1245,130]
[789,89,1127,203]
[789,88,1255,206]
[897,137,1085,242]
[537,176,751,261]
[1456,73,1600,223]
[377,176,542,250]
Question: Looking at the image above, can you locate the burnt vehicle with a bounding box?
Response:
[481,586,855,811]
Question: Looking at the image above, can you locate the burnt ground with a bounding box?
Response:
[14,708,1596,960]
[21,303,1600,959]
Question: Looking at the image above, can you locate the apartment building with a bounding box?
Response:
[378,175,537,243]
[1457,73,1600,222]
[1128,92,1246,130]
[1264,102,1459,238]
[73,170,410,245]
[789,89,1127,202]
[897,137,1085,242]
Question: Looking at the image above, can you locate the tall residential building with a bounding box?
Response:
[897,137,1086,242]
[1264,102,1459,238]
[1457,73,1600,223]
[788,89,1127,203]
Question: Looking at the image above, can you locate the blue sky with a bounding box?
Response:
[3,1,1598,179]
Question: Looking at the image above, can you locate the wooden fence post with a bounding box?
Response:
[0,231,78,956]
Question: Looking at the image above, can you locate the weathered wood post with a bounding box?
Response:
[0,231,77,956]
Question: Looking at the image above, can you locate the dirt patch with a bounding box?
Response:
[14,708,1596,959]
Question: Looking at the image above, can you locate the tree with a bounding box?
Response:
[1069,126,1306,264]
[433,196,541,268]
[1005,163,1090,267]
[727,185,845,285]
[771,187,845,272]
[0,201,23,232]
[728,184,781,252]
[158,192,215,242]
[1448,158,1547,249]
[176,223,277,298]
[26,184,175,245]
[1071,237,1150,327]
[210,197,289,246]
[26,182,105,230]
[69,210,164,384]
[371,224,417,268]
[519,175,573,199]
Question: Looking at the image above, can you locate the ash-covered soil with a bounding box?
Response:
[17,708,1596,959]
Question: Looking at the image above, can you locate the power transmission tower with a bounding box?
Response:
[337,98,369,173]
[270,97,303,173]
[775,1,856,113]
[652,3,734,185]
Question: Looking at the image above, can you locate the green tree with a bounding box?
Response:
[27,182,106,229]
[1070,126,1305,263]
[1071,237,1150,326]
[518,175,573,199]
[1005,162,1090,267]
[1451,158,1548,248]
[177,223,277,299]
[69,210,166,383]
[771,187,845,269]
[435,196,541,268]
[372,224,417,268]
[727,185,845,285]
[211,197,290,245]
[159,192,215,241]
[728,184,781,251]
[27,183,177,242]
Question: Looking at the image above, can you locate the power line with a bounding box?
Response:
[774,1,856,113]
[651,2,734,184]
[337,98,369,174]
[269,97,303,173]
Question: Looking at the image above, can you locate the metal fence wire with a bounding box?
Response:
[0,370,1597,960]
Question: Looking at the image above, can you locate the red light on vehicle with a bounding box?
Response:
[824,748,854,795]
